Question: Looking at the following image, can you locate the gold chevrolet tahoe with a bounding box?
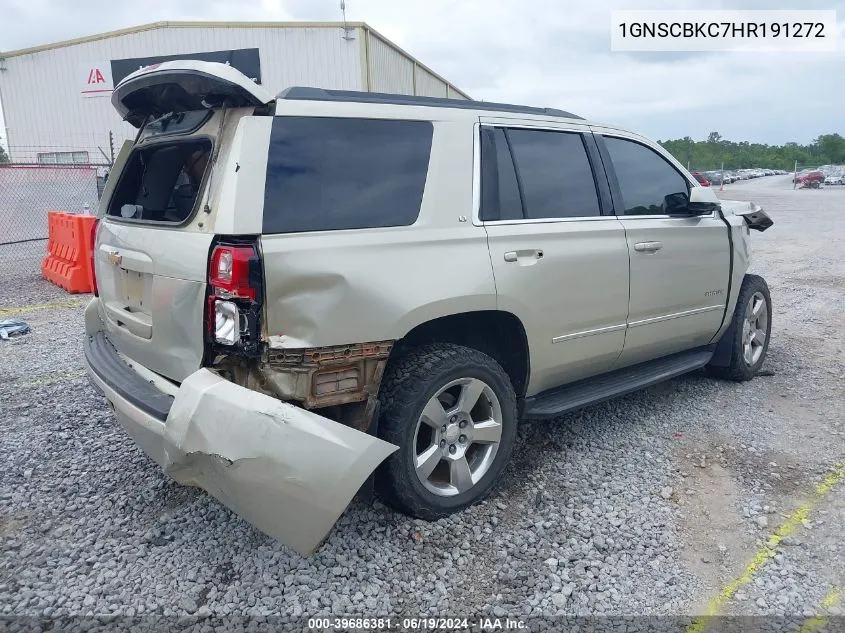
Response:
[84,61,774,555]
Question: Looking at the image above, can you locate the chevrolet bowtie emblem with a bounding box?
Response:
[107,250,122,266]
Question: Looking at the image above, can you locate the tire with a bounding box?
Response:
[375,343,518,520]
[707,274,772,381]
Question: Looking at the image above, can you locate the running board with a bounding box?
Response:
[523,347,714,420]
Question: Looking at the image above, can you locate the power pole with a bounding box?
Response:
[340,1,355,40]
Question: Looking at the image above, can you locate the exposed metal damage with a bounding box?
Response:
[211,340,394,432]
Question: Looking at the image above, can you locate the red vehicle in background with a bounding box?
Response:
[794,169,825,188]
[692,172,710,186]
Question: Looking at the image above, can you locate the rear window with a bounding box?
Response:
[263,117,433,234]
[107,139,211,223]
[140,111,212,140]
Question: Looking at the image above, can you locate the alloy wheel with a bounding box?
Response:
[742,291,769,366]
[412,377,503,497]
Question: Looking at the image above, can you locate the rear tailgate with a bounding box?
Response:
[93,106,272,382]
[94,221,213,382]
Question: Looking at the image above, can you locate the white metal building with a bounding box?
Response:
[0,21,469,164]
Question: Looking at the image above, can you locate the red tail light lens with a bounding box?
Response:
[209,245,257,300]
[206,242,262,354]
[90,219,100,296]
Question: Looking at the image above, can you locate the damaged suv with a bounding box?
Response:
[85,61,774,555]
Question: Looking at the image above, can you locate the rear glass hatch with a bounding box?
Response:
[108,136,212,224]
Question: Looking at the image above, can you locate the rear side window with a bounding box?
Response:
[480,127,523,221]
[480,127,601,221]
[107,140,211,223]
[263,117,433,234]
[507,129,601,219]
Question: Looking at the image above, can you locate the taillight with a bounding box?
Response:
[207,243,262,352]
[90,219,99,297]
[209,245,256,300]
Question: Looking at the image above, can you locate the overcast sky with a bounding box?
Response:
[1,0,843,146]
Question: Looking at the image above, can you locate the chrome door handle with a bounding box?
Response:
[504,249,544,263]
[634,241,663,253]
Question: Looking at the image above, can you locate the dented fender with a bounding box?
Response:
[720,199,774,232]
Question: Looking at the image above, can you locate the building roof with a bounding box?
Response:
[0,21,471,100]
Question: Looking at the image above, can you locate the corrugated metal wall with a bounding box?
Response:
[414,66,448,98]
[364,30,461,100]
[0,26,363,159]
[366,33,414,95]
[0,24,468,161]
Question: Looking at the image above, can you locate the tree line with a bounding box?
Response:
[659,132,845,171]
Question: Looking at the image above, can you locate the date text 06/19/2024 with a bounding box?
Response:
[307,617,529,631]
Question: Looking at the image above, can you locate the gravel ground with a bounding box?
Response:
[1,175,843,630]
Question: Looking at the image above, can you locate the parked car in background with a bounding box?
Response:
[824,171,844,185]
[692,172,710,186]
[794,168,817,183]
[795,169,825,188]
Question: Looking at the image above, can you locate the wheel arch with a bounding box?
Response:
[388,310,531,399]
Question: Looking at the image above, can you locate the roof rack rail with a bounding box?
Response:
[276,86,583,120]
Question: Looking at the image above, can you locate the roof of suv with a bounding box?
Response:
[276,86,584,120]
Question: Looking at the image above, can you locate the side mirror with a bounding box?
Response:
[666,187,720,217]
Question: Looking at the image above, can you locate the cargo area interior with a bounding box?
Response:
[107,139,212,223]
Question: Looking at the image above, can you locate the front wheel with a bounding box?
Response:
[375,344,518,520]
[707,274,772,381]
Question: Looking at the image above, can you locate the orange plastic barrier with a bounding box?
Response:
[41,211,97,294]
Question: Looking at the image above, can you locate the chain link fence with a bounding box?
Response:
[0,157,109,265]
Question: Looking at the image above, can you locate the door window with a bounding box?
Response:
[507,129,601,219]
[480,128,523,221]
[480,127,601,221]
[603,137,690,216]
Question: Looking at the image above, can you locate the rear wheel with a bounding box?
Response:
[707,274,772,381]
[375,344,517,519]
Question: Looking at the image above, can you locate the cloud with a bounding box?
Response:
[0,0,843,144]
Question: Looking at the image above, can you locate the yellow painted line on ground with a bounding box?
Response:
[798,587,843,633]
[0,299,87,316]
[687,462,845,633]
[823,588,844,608]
